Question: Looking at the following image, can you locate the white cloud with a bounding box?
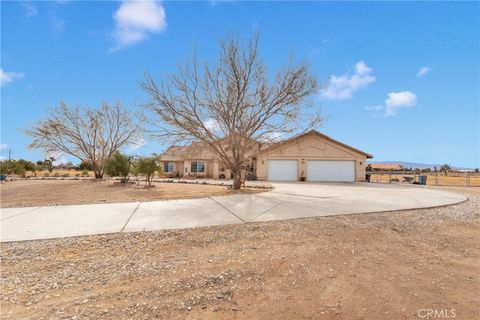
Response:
[0,143,9,151]
[111,0,167,51]
[365,90,417,117]
[260,132,283,142]
[0,68,25,86]
[355,60,372,75]
[364,105,383,111]
[126,137,147,151]
[204,118,221,132]
[46,151,68,165]
[323,61,376,100]
[416,67,431,78]
[51,16,65,32]
[385,90,417,115]
[22,2,38,17]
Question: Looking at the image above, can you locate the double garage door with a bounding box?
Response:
[268,160,355,182]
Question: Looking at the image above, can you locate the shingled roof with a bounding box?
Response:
[161,138,266,162]
[161,143,219,161]
[256,130,373,158]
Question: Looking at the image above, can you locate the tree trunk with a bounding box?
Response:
[232,170,242,190]
[93,168,103,179]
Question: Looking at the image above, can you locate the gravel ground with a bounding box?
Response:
[1,187,479,319]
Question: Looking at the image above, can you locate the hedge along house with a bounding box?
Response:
[160,130,373,182]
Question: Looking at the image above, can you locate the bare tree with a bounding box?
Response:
[24,102,141,179]
[440,164,452,176]
[141,32,322,189]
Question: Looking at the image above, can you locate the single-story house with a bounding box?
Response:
[160,130,373,182]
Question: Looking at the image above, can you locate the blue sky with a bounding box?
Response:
[1,1,479,168]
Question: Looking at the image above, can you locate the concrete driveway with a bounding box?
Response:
[0,182,467,242]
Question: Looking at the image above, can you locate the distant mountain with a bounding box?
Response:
[367,161,476,171]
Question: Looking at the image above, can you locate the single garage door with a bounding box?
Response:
[307,160,355,182]
[268,160,298,181]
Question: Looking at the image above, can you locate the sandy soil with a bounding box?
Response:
[369,173,480,187]
[1,187,478,319]
[0,179,262,208]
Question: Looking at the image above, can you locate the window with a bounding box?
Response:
[163,162,174,173]
[191,161,205,173]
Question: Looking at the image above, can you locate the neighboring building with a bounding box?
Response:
[368,163,404,171]
[160,130,373,182]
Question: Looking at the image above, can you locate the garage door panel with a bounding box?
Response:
[268,160,298,181]
[307,160,355,182]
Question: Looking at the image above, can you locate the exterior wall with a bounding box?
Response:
[255,134,368,182]
[356,160,367,181]
[160,161,184,178]
[161,159,223,179]
[176,161,184,178]
[183,159,209,178]
[212,160,219,179]
[206,160,214,177]
[218,162,232,180]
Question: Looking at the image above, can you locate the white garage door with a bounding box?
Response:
[268,160,298,181]
[307,160,355,182]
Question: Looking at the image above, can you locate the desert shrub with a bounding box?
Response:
[0,160,15,175]
[53,172,61,177]
[135,156,161,186]
[13,162,26,177]
[38,157,55,173]
[43,172,50,177]
[105,151,130,183]
[81,169,89,177]
[77,161,94,171]
[440,164,452,176]
[75,173,81,177]
[0,159,36,177]
[62,173,70,177]
[129,164,139,182]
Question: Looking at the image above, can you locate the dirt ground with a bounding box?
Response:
[370,172,480,187]
[1,187,479,320]
[0,179,262,208]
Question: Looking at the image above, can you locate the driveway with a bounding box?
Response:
[0,182,467,242]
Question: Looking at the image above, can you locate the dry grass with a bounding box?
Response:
[370,173,480,187]
[0,179,263,208]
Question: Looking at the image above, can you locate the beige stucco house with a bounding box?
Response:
[160,130,373,182]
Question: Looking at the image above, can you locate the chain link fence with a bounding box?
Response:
[367,171,480,187]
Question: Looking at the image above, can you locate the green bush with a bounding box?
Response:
[0,159,35,177]
[62,173,70,177]
[135,156,161,186]
[0,160,15,176]
[105,151,130,183]
[77,161,94,171]
[53,172,61,177]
